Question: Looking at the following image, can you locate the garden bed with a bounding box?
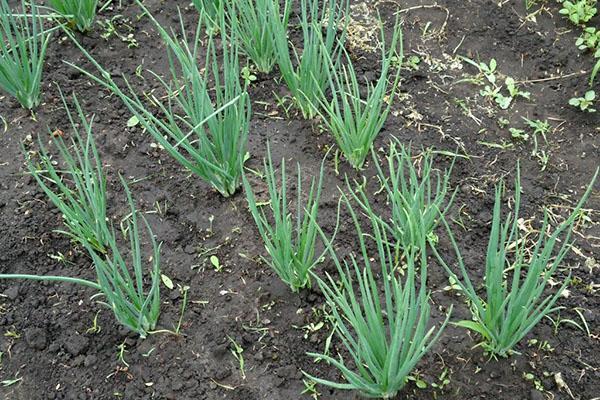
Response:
[0,0,599,399]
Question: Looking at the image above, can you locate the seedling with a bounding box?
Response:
[505,77,530,100]
[48,0,99,32]
[311,16,403,169]
[117,341,129,367]
[576,27,600,51]
[301,379,321,399]
[243,144,328,292]
[240,66,256,86]
[228,336,246,380]
[86,311,102,334]
[509,127,529,141]
[209,255,223,272]
[569,90,596,112]
[26,91,109,253]
[306,192,451,398]
[0,0,51,109]
[522,117,550,166]
[559,0,597,25]
[462,57,497,84]
[432,166,598,357]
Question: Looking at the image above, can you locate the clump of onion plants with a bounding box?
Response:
[0,176,162,338]
[226,0,291,73]
[26,91,108,253]
[312,17,403,169]
[433,166,598,357]
[0,0,50,109]
[48,0,99,32]
[307,191,451,398]
[352,140,455,253]
[273,0,349,119]
[66,3,251,197]
[243,145,327,292]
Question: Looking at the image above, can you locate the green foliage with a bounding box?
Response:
[432,166,599,357]
[48,0,99,32]
[85,176,162,338]
[66,3,251,197]
[273,0,349,119]
[569,90,596,112]
[307,192,450,398]
[26,92,108,253]
[191,0,222,26]
[558,0,597,25]
[243,145,326,292]
[0,176,162,338]
[351,140,455,253]
[312,17,403,169]
[0,0,50,109]
[576,27,600,51]
[226,0,291,73]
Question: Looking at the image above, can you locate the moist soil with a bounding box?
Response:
[1,0,599,399]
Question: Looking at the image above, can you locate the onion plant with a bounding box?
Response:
[0,0,50,109]
[191,0,221,26]
[312,17,403,169]
[242,145,327,292]
[48,0,98,32]
[307,192,451,398]
[352,140,455,253]
[226,0,291,73]
[273,0,349,119]
[66,4,251,197]
[432,166,599,357]
[26,91,108,253]
[0,176,162,338]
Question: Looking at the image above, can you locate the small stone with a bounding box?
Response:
[84,355,97,367]
[530,389,545,400]
[25,327,47,350]
[4,286,19,300]
[64,334,89,356]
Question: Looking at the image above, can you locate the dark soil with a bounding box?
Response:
[1,0,599,399]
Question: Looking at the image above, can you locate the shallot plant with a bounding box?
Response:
[433,166,598,357]
[243,145,327,292]
[273,0,349,119]
[191,0,222,26]
[312,17,403,169]
[66,4,251,197]
[351,140,455,253]
[307,191,451,398]
[26,91,109,253]
[226,0,291,73]
[0,0,50,109]
[48,0,99,32]
[0,176,162,338]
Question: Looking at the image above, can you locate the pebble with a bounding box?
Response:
[25,327,47,350]
[5,285,19,300]
[64,334,89,356]
[530,389,545,400]
[84,355,97,367]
